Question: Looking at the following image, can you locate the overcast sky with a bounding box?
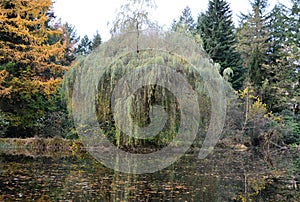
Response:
[53,0,291,41]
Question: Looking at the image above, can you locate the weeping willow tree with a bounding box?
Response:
[63,0,227,161]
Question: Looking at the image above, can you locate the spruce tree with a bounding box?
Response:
[197,0,244,89]
[91,31,102,51]
[75,35,92,56]
[267,4,289,63]
[172,6,195,34]
[263,2,300,112]
[60,23,80,66]
[262,4,289,111]
[237,0,270,90]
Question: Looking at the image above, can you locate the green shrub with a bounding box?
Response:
[281,110,300,145]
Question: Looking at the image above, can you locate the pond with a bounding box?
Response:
[0,147,299,201]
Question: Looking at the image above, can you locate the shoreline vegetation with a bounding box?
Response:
[1,137,298,157]
[0,137,84,157]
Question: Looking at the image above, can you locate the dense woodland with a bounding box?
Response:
[0,0,299,148]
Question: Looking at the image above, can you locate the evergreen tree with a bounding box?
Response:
[262,4,290,111]
[290,0,300,48]
[60,23,80,66]
[237,0,270,90]
[172,6,195,34]
[290,1,300,113]
[197,0,244,89]
[263,2,300,112]
[75,35,92,55]
[0,0,67,136]
[91,31,102,51]
[267,4,289,63]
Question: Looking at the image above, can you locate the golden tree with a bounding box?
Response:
[0,0,67,135]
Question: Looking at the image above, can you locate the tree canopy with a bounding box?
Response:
[197,0,244,89]
[0,0,67,136]
[0,0,298,147]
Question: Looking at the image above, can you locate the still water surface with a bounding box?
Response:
[0,147,299,201]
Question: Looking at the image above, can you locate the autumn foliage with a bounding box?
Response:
[0,0,67,136]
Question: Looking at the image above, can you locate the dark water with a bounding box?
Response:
[0,148,299,201]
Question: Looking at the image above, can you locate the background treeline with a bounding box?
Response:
[172,0,300,147]
[0,0,299,147]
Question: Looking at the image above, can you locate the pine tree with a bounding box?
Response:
[0,0,67,136]
[197,0,244,89]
